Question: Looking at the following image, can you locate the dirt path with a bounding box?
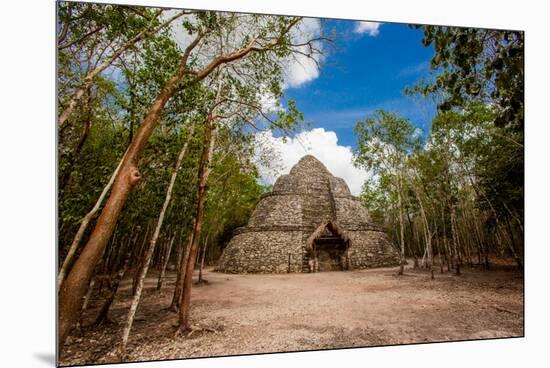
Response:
[59,262,523,366]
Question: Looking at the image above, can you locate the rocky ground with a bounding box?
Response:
[59,260,524,366]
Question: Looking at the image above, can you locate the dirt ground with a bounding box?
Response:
[59,260,524,366]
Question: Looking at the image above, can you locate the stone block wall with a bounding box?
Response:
[347,230,401,269]
[248,194,302,227]
[216,228,400,273]
[273,174,297,193]
[335,197,371,226]
[216,230,304,273]
[329,176,351,197]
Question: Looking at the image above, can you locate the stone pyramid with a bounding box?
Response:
[216,155,400,273]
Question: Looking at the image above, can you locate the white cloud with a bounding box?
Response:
[354,21,381,36]
[282,18,324,88]
[254,128,370,195]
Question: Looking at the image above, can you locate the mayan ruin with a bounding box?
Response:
[216,155,401,273]
[54,5,526,364]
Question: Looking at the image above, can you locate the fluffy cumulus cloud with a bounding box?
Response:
[354,21,381,36]
[254,128,370,195]
[282,18,324,88]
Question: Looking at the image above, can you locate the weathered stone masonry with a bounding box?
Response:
[216,155,400,273]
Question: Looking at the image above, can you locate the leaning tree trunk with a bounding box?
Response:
[58,27,286,347]
[413,187,433,269]
[58,46,197,347]
[396,176,406,276]
[505,217,523,270]
[93,251,132,326]
[120,123,196,352]
[197,234,209,284]
[441,205,451,271]
[58,148,128,290]
[59,93,93,191]
[170,230,193,312]
[78,246,108,327]
[132,223,153,296]
[178,91,221,332]
[157,233,176,291]
[450,205,461,276]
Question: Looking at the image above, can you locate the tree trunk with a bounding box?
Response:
[405,212,419,267]
[396,176,406,275]
[505,217,523,270]
[58,25,289,347]
[157,234,176,291]
[132,223,153,296]
[414,188,433,269]
[119,121,196,349]
[93,251,132,326]
[58,46,195,347]
[58,148,128,290]
[197,234,209,284]
[439,203,451,271]
[170,231,192,312]
[120,122,196,350]
[78,251,107,327]
[450,205,461,276]
[59,101,93,191]
[178,84,221,331]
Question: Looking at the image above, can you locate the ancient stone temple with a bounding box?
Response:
[216,155,400,273]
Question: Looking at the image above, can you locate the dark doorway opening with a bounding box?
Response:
[314,233,346,271]
[306,221,351,272]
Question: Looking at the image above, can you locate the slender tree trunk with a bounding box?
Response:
[58,46,196,347]
[470,208,486,268]
[80,277,96,314]
[450,205,461,276]
[101,226,119,291]
[120,122,196,351]
[415,190,433,269]
[157,234,176,291]
[170,231,192,311]
[93,251,132,326]
[405,212,419,268]
[411,215,421,269]
[78,250,107,327]
[396,176,406,276]
[58,148,128,290]
[178,77,222,331]
[178,127,217,330]
[432,213,444,273]
[59,102,93,191]
[58,25,289,347]
[505,217,523,269]
[461,162,521,268]
[132,223,153,296]
[197,234,209,284]
[439,203,451,271]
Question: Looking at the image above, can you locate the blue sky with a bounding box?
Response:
[283,20,437,149]
[254,19,439,194]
